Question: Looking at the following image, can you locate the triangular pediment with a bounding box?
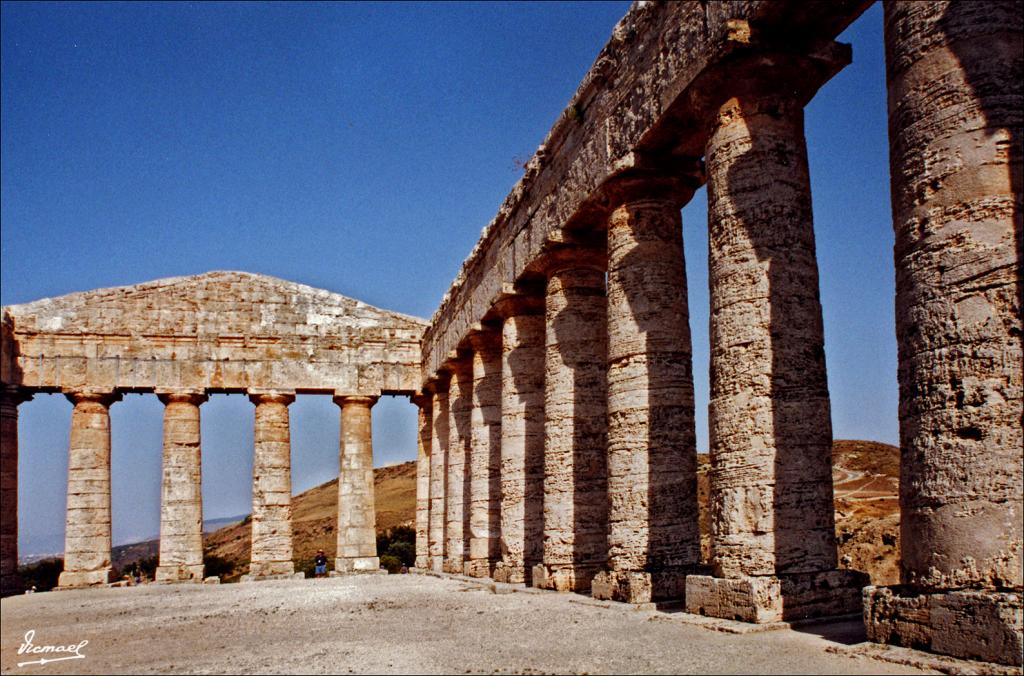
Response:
[3,271,427,337]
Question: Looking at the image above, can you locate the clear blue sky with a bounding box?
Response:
[1,2,896,555]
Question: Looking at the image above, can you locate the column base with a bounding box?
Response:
[247,561,295,578]
[335,556,380,573]
[864,585,1023,667]
[429,556,444,573]
[531,563,599,593]
[443,559,465,574]
[685,569,867,623]
[414,555,428,569]
[592,567,701,604]
[155,564,205,583]
[493,562,525,585]
[463,559,494,578]
[57,568,114,589]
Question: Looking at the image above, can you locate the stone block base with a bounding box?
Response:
[246,561,295,578]
[429,557,444,573]
[57,568,114,588]
[463,559,493,578]
[155,564,204,583]
[414,556,427,569]
[443,559,465,574]
[493,563,525,585]
[531,564,598,593]
[592,568,692,604]
[864,586,1023,667]
[240,571,305,582]
[686,570,867,623]
[335,556,380,573]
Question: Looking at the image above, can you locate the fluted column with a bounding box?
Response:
[445,358,472,574]
[533,247,608,592]
[58,390,120,588]
[885,0,1022,594]
[862,3,1023,666]
[428,377,450,573]
[155,391,207,583]
[465,330,502,578]
[413,394,432,570]
[1,388,31,596]
[593,181,700,604]
[248,390,295,578]
[334,395,379,572]
[493,295,545,585]
[705,94,836,579]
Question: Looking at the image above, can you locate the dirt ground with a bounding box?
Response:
[1,575,931,675]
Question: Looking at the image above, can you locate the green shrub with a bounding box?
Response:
[203,554,234,580]
[379,554,402,574]
[18,557,63,592]
[386,541,416,567]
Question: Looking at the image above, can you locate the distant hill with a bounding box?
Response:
[100,440,899,586]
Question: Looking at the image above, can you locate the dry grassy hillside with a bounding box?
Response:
[203,461,416,581]
[195,440,899,584]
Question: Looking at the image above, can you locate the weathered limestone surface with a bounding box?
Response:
[685,570,866,624]
[494,300,545,585]
[706,94,836,580]
[249,391,295,578]
[865,586,1023,667]
[445,360,472,574]
[885,0,1023,593]
[593,187,700,604]
[0,388,29,596]
[428,383,449,573]
[533,250,608,593]
[414,396,432,570]
[155,391,207,583]
[335,396,379,572]
[465,333,502,578]
[58,391,120,588]
[2,271,426,396]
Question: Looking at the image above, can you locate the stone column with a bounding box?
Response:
[592,182,700,604]
[493,296,545,585]
[58,390,120,588]
[413,394,432,570]
[247,390,295,578]
[428,377,450,573]
[685,91,865,622]
[465,330,502,578]
[1,388,31,596]
[864,2,1023,666]
[445,357,472,574]
[155,391,207,583]
[533,247,608,593]
[334,395,379,573]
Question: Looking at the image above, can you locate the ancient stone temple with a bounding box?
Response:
[412,0,1020,667]
[1,0,1020,669]
[0,271,425,587]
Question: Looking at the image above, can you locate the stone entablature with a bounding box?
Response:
[2,271,425,396]
[420,0,860,381]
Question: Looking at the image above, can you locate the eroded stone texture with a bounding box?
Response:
[533,249,608,593]
[465,332,502,578]
[0,388,30,596]
[428,381,449,573]
[335,396,379,572]
[414,395,432,570]
[593,190,700,604]
[58,391,120,588]
[2,272,426,396]
[445,359,473,574]
[155,391,207,583]
[865,586,1023,666]
[706,95,836,580]
[249,391,295,578]
[884,0,1023,593]
[494,299,545,586]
